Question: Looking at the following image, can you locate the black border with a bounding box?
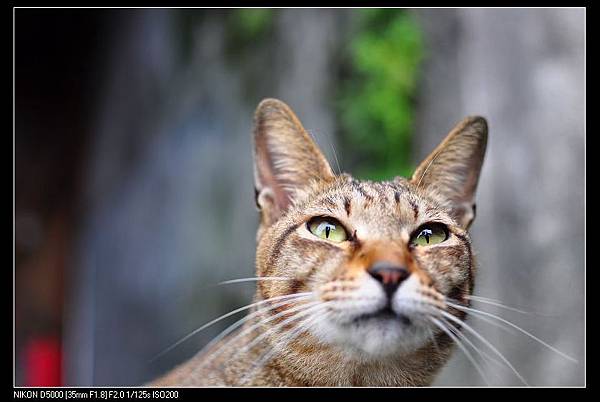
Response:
[11,2,588,398]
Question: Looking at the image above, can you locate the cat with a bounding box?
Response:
[151,98,487,386]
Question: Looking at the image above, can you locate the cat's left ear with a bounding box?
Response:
[411,116,488,230]
[253,99,335,230]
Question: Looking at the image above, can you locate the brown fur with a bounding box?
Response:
[151,98,487,387]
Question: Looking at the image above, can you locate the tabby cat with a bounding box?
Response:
[151,98,488,386]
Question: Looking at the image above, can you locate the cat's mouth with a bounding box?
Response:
[321,304,428,359]
[351,306,412,326]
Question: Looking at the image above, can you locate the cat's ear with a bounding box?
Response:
[411,116,488,230]
[253,98,335,228]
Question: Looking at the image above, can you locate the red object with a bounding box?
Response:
[24,337,62,386]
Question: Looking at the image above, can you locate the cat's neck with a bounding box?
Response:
[152,313,452,387]
[211,310,452,386]
[248,333,450,386]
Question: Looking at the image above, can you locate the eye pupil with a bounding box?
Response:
[411,225,447,247]
[307,218,348,243]
[422,229,432,244]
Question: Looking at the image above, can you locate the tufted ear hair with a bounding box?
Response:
[253,98,335,230]
[411,116,488,230]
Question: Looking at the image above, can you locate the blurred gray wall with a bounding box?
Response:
[63,9,584,386]
[64,9,352,385]
[414,9,584,386]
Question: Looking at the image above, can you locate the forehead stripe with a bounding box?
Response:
[408,198,419,220]
[453,232,474,295]
[344,197,352,217]
[262,221,301,297]
[351,180,373,202]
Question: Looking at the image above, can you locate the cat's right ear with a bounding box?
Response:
[411,116,488,230]
[253,99,335,230]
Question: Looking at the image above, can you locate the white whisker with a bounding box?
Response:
[180,297,318,386]
[218,277,294,285]
[240,305,328,385]
[236,302,326,357]
[430,316,491,385]
[149,292,311,362]
[190,297,311,365]
[465,295,536,315]
[191,300,320,376]
[446,301,578,364]
[443,317,506,372]
[440,310,529,385]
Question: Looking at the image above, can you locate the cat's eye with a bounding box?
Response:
[410,223,448,247]
[307,217,348,243]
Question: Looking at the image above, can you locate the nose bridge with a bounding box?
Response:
[361,240,409,270]
[356,240,431,286]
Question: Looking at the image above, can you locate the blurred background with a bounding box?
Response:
[14,8,584,386]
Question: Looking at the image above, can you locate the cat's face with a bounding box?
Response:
[256,177,475,359]
[253,99,486,362]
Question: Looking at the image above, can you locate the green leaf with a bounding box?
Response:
[336,9,424,181]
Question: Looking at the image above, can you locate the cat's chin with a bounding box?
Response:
[309,313,432,360]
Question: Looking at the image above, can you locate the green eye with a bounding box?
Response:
[307,217,348,243]
[411,223,448,246]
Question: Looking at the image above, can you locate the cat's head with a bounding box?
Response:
[252,98,487,361]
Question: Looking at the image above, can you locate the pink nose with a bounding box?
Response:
[367,262,410,298]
